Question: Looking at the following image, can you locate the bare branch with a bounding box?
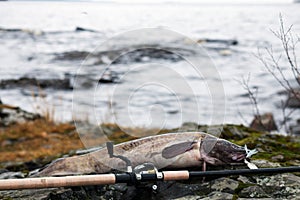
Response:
[255,48,290,91]
[237,107,248,125]
[279,15,300,80]
[256,14,300,134]
[241,74,261,120]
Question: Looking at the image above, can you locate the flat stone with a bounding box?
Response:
[239,185,269,198]
[0,103,41,126]
[238,198,274,200]
[286,90,300,108]
[174,195,201,200]
[0,171,25,179]
[290,124,300,135]
[237,175,253,184]
[251,159,281,168]
[199,191,233,200]
[271,154,285,162]
[210,177,239,193]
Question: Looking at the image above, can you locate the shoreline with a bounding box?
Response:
[0,115,300,199]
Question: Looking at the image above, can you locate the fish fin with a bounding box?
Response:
[162,141,195,159]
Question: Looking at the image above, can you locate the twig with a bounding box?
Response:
[240,74,264,128]
[256,14,300,133]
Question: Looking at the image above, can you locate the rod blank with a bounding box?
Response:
[0,166,299,190]
[189,166,300,178]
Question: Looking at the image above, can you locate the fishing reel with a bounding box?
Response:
[107,142,162,192]
[133,163,163,192]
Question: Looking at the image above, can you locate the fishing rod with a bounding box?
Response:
[0,166,300,190]
[0,142,299,190]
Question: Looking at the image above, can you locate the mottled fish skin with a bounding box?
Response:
[34,132,246,177]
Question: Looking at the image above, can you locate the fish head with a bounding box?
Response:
[201,135,248,165]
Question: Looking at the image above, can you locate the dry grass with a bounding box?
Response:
[0,119,174,166]
[0,119,84,163]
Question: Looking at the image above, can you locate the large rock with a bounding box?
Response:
[250,113,278,132]
[238,185,269,198]
[255,173,300,199]
[0,101,41,126]
[54,45,195,65]
[286,89,300,108]
[0,77,73,90]
[210,177,239,193]
[290,119,300,135]
[291,124,300,135]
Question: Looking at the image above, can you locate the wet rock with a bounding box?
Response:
[250,113,278,132]
[175,191,234,200]
[271,154,285,162]
[0,27,23,32]
[197,39,238,46]
[237,175,254,184]
[0,77,73,90]
[255,173,300,199]
[115,48,183,63]
[0,102,41,126]
[286,89,300,108]
[181,122,199,131]
[54,51,90,61]
[0,188,57,200]
[290,124,300,135]
[70,74,96,89]
[274,173,300,187]
[200,191,233,200]
[0,171,25,179]
[251,159,281,168]
[155,181,210,199]
[238,198,274,200]
[0,27,44,35]
[238,185,269,198]
[99,70,119,84]
[174,195,201,200]
[210,177,239,193]
[100,180,211,200]
[54,46,195,65]
[290,119,300,135]
[75,27,97,33]
[47,187,99,200]
[21,86,47,97]
[0,98,2,113]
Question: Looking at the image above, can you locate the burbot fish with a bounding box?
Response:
[35,132,256,177]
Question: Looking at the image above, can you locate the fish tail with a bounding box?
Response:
[32,154,111,177]
[32,158,73,177]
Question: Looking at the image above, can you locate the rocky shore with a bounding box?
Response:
[0,109,300,199]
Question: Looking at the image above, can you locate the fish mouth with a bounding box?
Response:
[231,145,258,162]
[231,153,246,161]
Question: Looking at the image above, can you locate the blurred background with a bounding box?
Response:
[0,0,299,132]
